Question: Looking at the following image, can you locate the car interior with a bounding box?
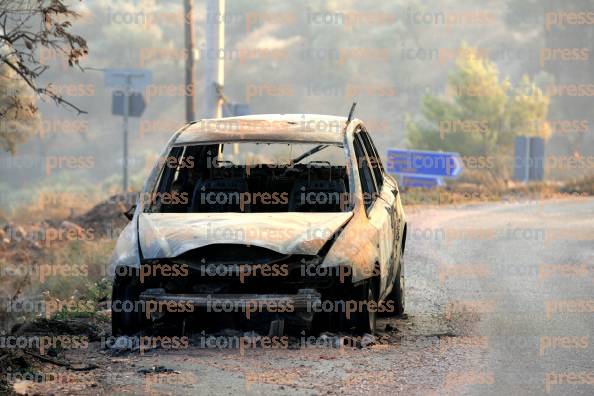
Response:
[148,142,352,213]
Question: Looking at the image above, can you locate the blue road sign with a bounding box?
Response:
[387,149,464,178]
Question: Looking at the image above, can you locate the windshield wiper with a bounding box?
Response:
[291,144,329,164]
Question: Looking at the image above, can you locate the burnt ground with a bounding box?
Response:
[7,313,482,396]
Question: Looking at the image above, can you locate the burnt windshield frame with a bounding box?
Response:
[145,141,353,213]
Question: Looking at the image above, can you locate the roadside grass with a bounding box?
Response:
[1,238,116,329]
[34,238,115,317]
[401,172,593,206]
[0,178,135,329]
[561,174,594,195]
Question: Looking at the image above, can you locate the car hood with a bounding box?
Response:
[138,212,354,259]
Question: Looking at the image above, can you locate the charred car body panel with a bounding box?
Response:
[138,212,354,259]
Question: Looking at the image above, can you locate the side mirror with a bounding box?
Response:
[124,204,136,221]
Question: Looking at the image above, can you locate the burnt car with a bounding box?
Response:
[108,114,407,335]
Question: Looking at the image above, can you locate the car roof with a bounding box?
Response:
[175,114,348,145]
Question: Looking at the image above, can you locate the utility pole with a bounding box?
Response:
[122,76,130,192]
[204,0,225,118]
[184,0,195,122]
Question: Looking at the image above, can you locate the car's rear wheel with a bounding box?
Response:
[111,272,146,336]
[385,251,405,316]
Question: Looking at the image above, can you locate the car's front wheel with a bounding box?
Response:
[341,279,377,334]
[111,272,146,336]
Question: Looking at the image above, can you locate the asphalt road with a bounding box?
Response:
[407,196,594,395]
[14,197,594,395]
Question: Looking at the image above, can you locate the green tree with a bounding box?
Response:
[407,47,550,168]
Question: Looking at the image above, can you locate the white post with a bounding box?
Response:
[123,77,130,192]
[204,0,225,118]
[184,0,195,122]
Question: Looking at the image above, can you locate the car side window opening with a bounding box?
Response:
[353,134,379,211]
[359,129,384,189]
[148,142,351,213]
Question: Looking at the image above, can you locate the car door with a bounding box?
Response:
[358,128,403,300]
[353,131,392,297]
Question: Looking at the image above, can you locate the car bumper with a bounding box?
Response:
[139,288,321,312]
